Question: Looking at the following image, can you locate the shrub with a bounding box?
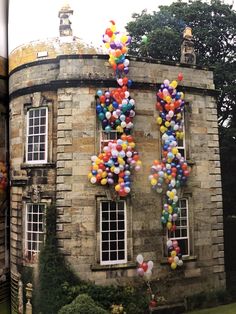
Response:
[58,294,109,314]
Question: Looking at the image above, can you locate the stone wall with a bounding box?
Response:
[9,55,225,306]
[0,56,9,304]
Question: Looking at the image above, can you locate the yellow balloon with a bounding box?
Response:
[167,222,172,230]
[165,121,170,128]
[129,142,135,148]
[160,126,167,133]
[172,147,178,155]
[101,171,107,178]
[165,95,171,103]
[105,43,110,49]
[171,262,177,270]
[93,164,99,171]
[108,104,113,112]
[157,117,162,125]
[88,172,93,179]
[121,35,128,43]
[151,178,157,186]
[169,191,175,199]
[170,80,178,89]
[115,184,121,191]
[111,25,116,33]
[101,178,107,185]
[171,250,177,257]
[168,206,173,214]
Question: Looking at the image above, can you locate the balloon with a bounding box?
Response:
[137,267,144,277]
[147,260,154,271]
[136,254,144,264]
[141,35,148,43]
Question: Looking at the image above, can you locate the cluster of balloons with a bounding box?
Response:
[149,75,190,230]
[0,162,7,192]
[136,254,154,280]
[88,22,141,197]
[96,84,135,134]
[88,134,141,197]
[103,20,131,77]
[167,239,183,270]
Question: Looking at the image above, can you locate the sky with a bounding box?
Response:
[8,0,174,53]
[0,0,7,57]
[7,0,236,54]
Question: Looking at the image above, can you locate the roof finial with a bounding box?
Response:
[58,2,74,37]
[180,26,196,65]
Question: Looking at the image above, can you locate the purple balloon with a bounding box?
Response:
[137,267,144,277]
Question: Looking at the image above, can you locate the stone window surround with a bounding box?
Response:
[167,198,190,257]
[23,100,53,167]
[100,199,127,266]
[161,194,197,264]
[26,107,48,164]
[23,202,46,265]
[94,196,134,270]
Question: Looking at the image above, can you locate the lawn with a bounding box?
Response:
[186,302,236,314]
[0,301,10,314]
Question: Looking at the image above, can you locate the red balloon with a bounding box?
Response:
[141,262,148,272]
[178,73,183,81]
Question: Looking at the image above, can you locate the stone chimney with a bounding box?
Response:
[58,2,74,37]
[180,26,196,65]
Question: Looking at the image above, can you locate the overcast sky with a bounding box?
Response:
[0,0,7,57]
[8,0,174,53]
[7,0,236,54]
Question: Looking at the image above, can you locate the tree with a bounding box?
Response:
[126,0,236,214]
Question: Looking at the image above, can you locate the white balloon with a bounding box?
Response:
[147,260,154,271]
[136,254,144,264]
[144,270,152,281]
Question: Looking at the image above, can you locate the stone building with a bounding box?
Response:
[0,55,9,303]
[8,4,225,313]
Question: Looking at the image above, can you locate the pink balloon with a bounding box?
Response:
[137,267,144,277]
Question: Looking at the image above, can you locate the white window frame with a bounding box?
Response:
[100,200,127,265]
[25,203,46,263]
[26,107,48,164]
[100,130,119,153]
[177,110,186,159]
[167,198,190,257]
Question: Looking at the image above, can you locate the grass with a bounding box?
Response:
[0,301,10,314]
[186,302,236,314]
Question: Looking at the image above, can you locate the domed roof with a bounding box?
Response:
[9,36,98,72]
[9,3,100,72]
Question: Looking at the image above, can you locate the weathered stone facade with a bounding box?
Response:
[8,51,225,311]
[0,56,9,303]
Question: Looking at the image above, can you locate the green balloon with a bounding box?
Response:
[141,35,148,43]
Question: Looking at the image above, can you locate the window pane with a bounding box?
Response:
[102,242,109,251]
[102,252,109,261]
[102,222,109,231]
[26,204,45,263]
[100,201,126,264]
[27,108,47,162]
[110,252,117,260]
[102,232,109,241]
[118,251,125,260]
[110,212,116,221]
[110,241,117,251]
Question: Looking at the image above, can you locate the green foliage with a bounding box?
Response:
[185,288,232,311]
[36,204,80,314]
[126,0,236,227]
[58,294,109,314]
[61,281,149,314]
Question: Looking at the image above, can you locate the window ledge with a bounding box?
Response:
[91,262,136,271]
[21,162,56,169]
[160,255,197,265]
